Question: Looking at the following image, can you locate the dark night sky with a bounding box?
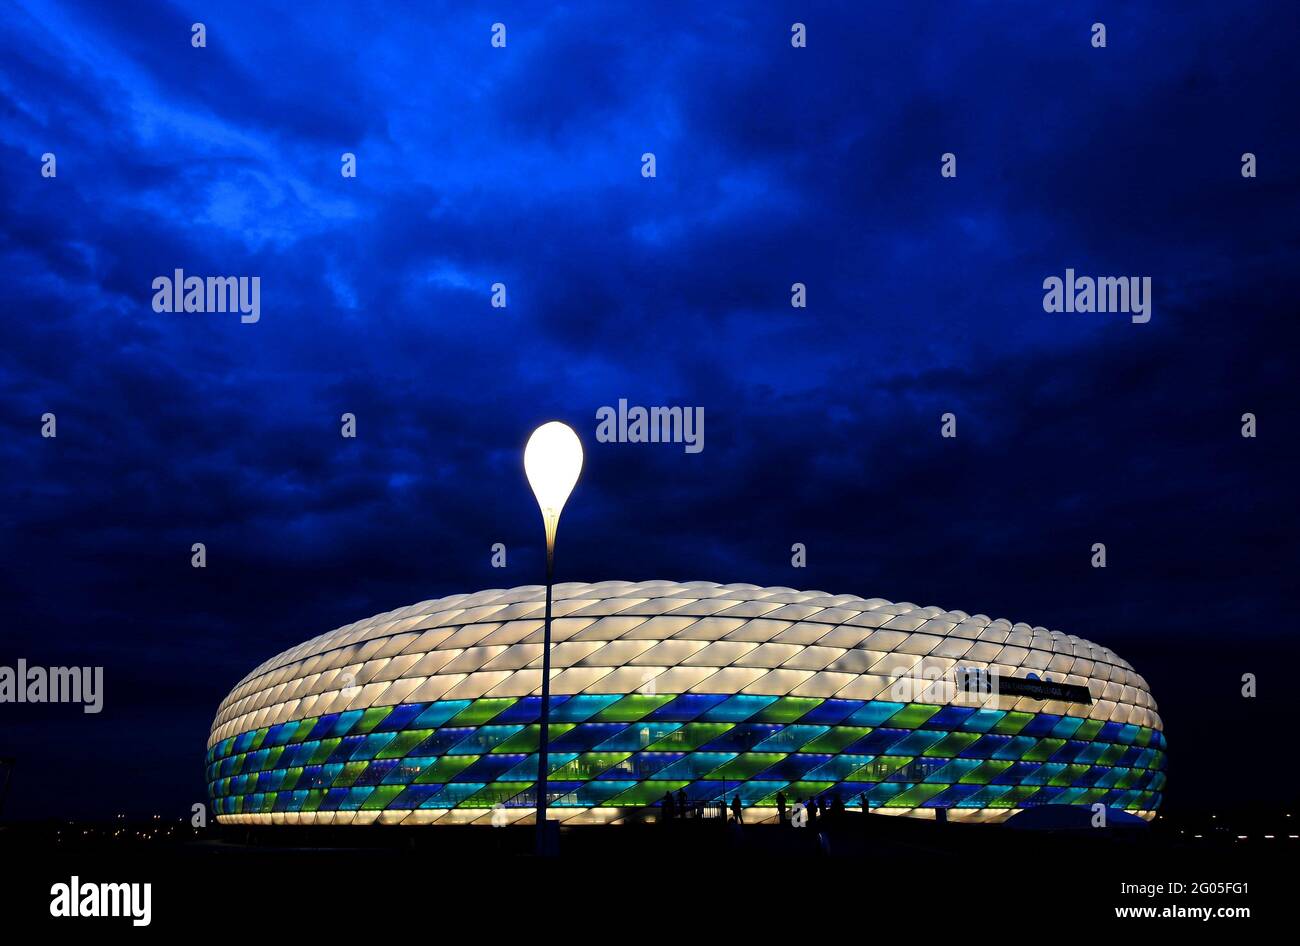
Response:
[1,1,1297,821]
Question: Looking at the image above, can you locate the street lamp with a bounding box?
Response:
[523,421,583,855]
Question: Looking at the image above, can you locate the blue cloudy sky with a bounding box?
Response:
[1,1,1297,818]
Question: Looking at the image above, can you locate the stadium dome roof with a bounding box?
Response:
[210,580,1160,749]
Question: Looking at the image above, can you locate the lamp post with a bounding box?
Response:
[523,421,583,856]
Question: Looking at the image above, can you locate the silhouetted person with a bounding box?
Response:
[832,791,845,819]
[807,796,818,827]
[662,791,675,822]
[776,791,788,826]
[860,792,870,814]
[676,788,689,819]
[731,794,743,825]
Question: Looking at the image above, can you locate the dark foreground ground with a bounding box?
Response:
[1,812,1288,931]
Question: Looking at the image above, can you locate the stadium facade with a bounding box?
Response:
[207,581,1165,825]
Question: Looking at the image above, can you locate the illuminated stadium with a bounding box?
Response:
[207,581,1166,825]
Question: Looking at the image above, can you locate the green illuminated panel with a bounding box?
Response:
[549,752,632,780]
[646,723,734,751]
[490,723,577,753]
[1115,768,1140,789]
[1050,764,1090,787]
[781,781,835,801]
[361,785,405,810]
[591,694,674,721]
[449,698,517,726]
[1022,738,1065,761]
[413,755,479,784]
[753,698,823,723]
[1098,743,1127,765]
[1027,763,1065,786]
[353,707,393,735]
[959,760,1014,784]
[992,712,1033,735]
[887,704,941,729]
[334,761,367,787]
[1074,718,1104,741]
[376,729,434,759]
[989,785,1040,808]
[705,753,788,780]
[884,783,946,807]
[847,755,911,782]
[461,782,532,808]
[924,731,980,757]
[309,739,341,765]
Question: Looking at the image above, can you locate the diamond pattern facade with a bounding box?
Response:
[207,581,1165,825]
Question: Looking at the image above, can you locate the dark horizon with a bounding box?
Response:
[2,1,1298,822]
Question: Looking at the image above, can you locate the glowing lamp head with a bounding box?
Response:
[524,421,583,549]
